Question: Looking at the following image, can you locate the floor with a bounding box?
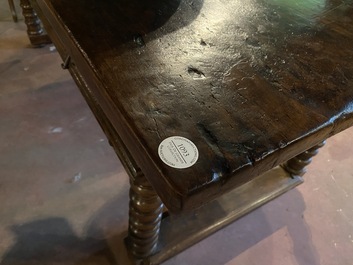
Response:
[1,2,353,265]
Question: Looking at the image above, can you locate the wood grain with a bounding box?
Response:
[32,0,353,212]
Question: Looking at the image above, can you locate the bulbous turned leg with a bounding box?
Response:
[20,0,51,46]
[128,172,164,260]
[282,141,326,177]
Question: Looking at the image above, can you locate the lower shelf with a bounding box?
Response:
[128,166,302,265]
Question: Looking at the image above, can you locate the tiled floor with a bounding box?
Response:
[1,3,353,265]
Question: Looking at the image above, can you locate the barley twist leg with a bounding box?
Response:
[282,141,326,177]
[20,0,51,46]
[128,172,163,259]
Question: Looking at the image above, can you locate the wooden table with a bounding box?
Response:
[24,0,353,264]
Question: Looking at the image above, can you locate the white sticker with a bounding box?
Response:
[158,136,199,169]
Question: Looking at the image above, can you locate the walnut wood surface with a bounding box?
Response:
[32,0,353,212]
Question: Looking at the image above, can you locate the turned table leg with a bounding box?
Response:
[128,172,164,260]
[20,0,51,46]
[282,141,326,177]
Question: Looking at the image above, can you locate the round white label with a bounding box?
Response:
[158,136,199,169]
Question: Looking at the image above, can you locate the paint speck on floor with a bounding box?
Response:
[48,127,63,134]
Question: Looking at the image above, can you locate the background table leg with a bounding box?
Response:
[282,141,326,177]
[19,0,51,46]
[8,0,18,22]
[128,172,164,260]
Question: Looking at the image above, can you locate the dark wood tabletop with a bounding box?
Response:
[32,0,353,213]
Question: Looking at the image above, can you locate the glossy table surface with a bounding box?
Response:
[33,0,353,212]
